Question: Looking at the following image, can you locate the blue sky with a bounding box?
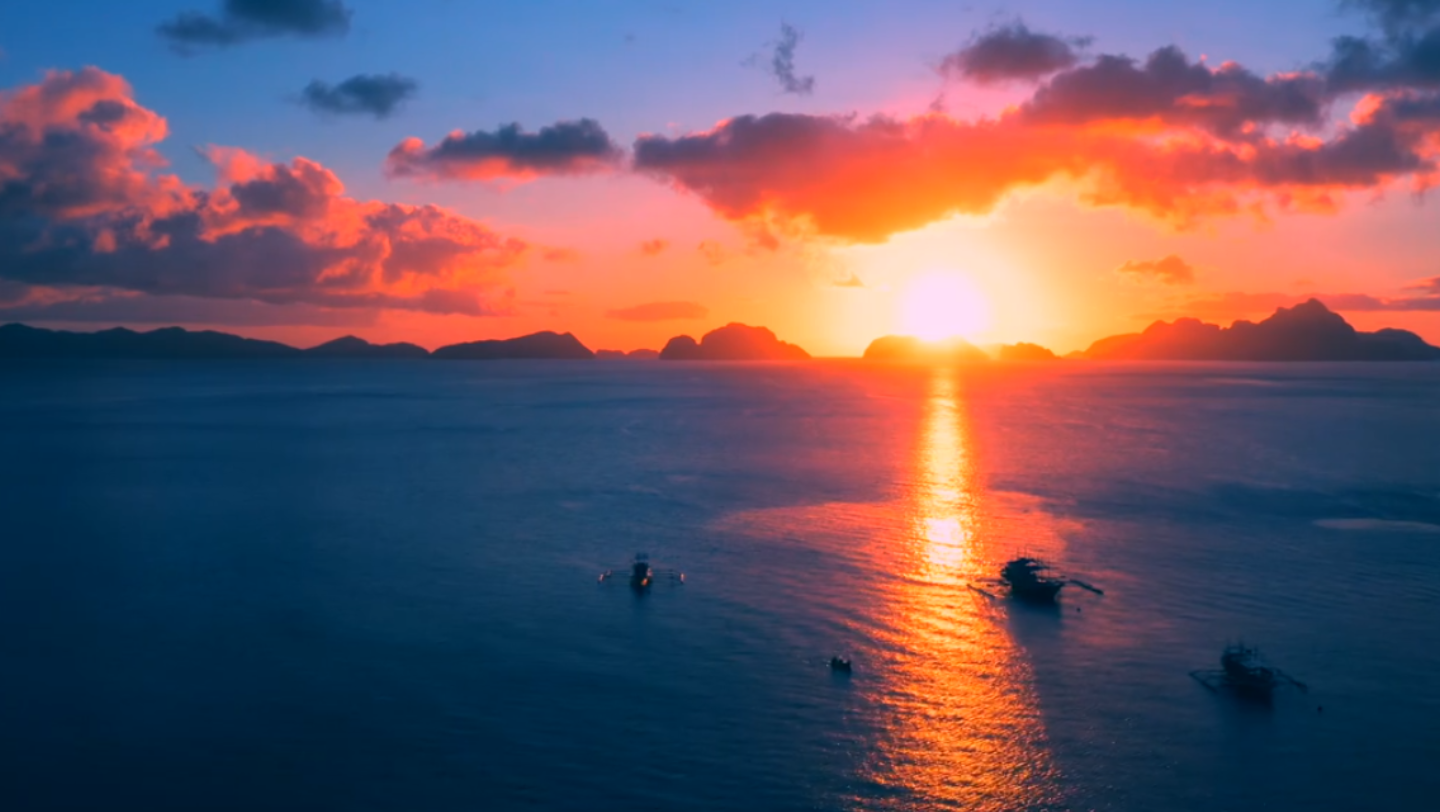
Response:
[1,0,1359,198]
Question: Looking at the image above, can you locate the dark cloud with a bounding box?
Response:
[158,0,351,50]
[1325,1,1440,91]
[227,157,338,220]
[1024,46,1327,136]
[0,69,528,317]
[0,207,514,316]
[1346,0,1440,36]
[299,74,418,119]
[765,23,816,95]
[1116,255,1195,284]
[387,119,622,181]
[605,301,709,321]
[1324,25,1440,93]
[940,22,1087,84]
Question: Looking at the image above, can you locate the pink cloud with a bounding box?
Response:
[0,68,528,315]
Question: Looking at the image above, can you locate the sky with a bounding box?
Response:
[1,0,1439,354]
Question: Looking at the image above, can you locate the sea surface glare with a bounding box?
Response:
[2,360,1438,811]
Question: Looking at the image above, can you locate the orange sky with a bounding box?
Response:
[207,176,1440,356]
[4,6,1440,355]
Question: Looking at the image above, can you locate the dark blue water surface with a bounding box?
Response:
[2,360,1438,811]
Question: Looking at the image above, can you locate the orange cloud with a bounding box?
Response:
[1116,255,1196,284]
[633,47,1440,243]
[0,68,527,316]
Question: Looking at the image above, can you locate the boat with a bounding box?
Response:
[629,557,653,591]
[1190,643,1307,701]
[830,656,852,673]
[999,557,1066,604]
[599,553,683,593]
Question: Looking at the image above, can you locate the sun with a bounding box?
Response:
[899,272,991,341]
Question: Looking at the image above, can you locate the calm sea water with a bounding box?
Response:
[1,360,1438,811]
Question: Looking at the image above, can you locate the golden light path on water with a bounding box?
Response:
[717,368,1063,810]
[858,369,1061,810]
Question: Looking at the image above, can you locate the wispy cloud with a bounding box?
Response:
[748,23,815,95]
[1116,255,1196,285]
[606,301,709,321]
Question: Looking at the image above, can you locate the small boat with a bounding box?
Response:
[629,556,653,591]
[999,557,1066,604]
[830,656,853,673]
[971,557,1103,603]
[1191,643,1307,701]
[599,553,683,593]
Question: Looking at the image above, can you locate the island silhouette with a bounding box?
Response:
[1082,299,1440,361]
[997,343,1059,361]
[2,300,1436,362]
[659,323,810,361]
[431,331,593,360]
[863,335,990,363]
[596,349,660,360]
[304,336,430,360]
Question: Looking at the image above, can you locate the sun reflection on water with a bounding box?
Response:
[913,373,974,578]
[860,368,1060,810]
[711,367,1063,810]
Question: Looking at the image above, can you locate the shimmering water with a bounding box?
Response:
[1,360,1437,811]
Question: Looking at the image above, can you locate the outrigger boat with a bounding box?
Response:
[599,553,684,593]
[1190,643,1308,701]
[973,557,1104,604]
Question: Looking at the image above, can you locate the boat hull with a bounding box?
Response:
[1008,580,1064,604]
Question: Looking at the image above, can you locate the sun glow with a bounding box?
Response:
[900,272,991,340]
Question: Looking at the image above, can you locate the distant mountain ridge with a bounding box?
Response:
[1085,300,1440,361]
[0,324,301,359]
[5,302,1437,362]
[0,324,597,360]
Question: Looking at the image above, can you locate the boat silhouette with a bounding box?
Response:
[599,553,684,593]
[972,557,1104,605]
[1190,643,1308,701]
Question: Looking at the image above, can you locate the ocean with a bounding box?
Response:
[1,360,1437,811]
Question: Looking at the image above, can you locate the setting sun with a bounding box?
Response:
[900,272,991,341]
